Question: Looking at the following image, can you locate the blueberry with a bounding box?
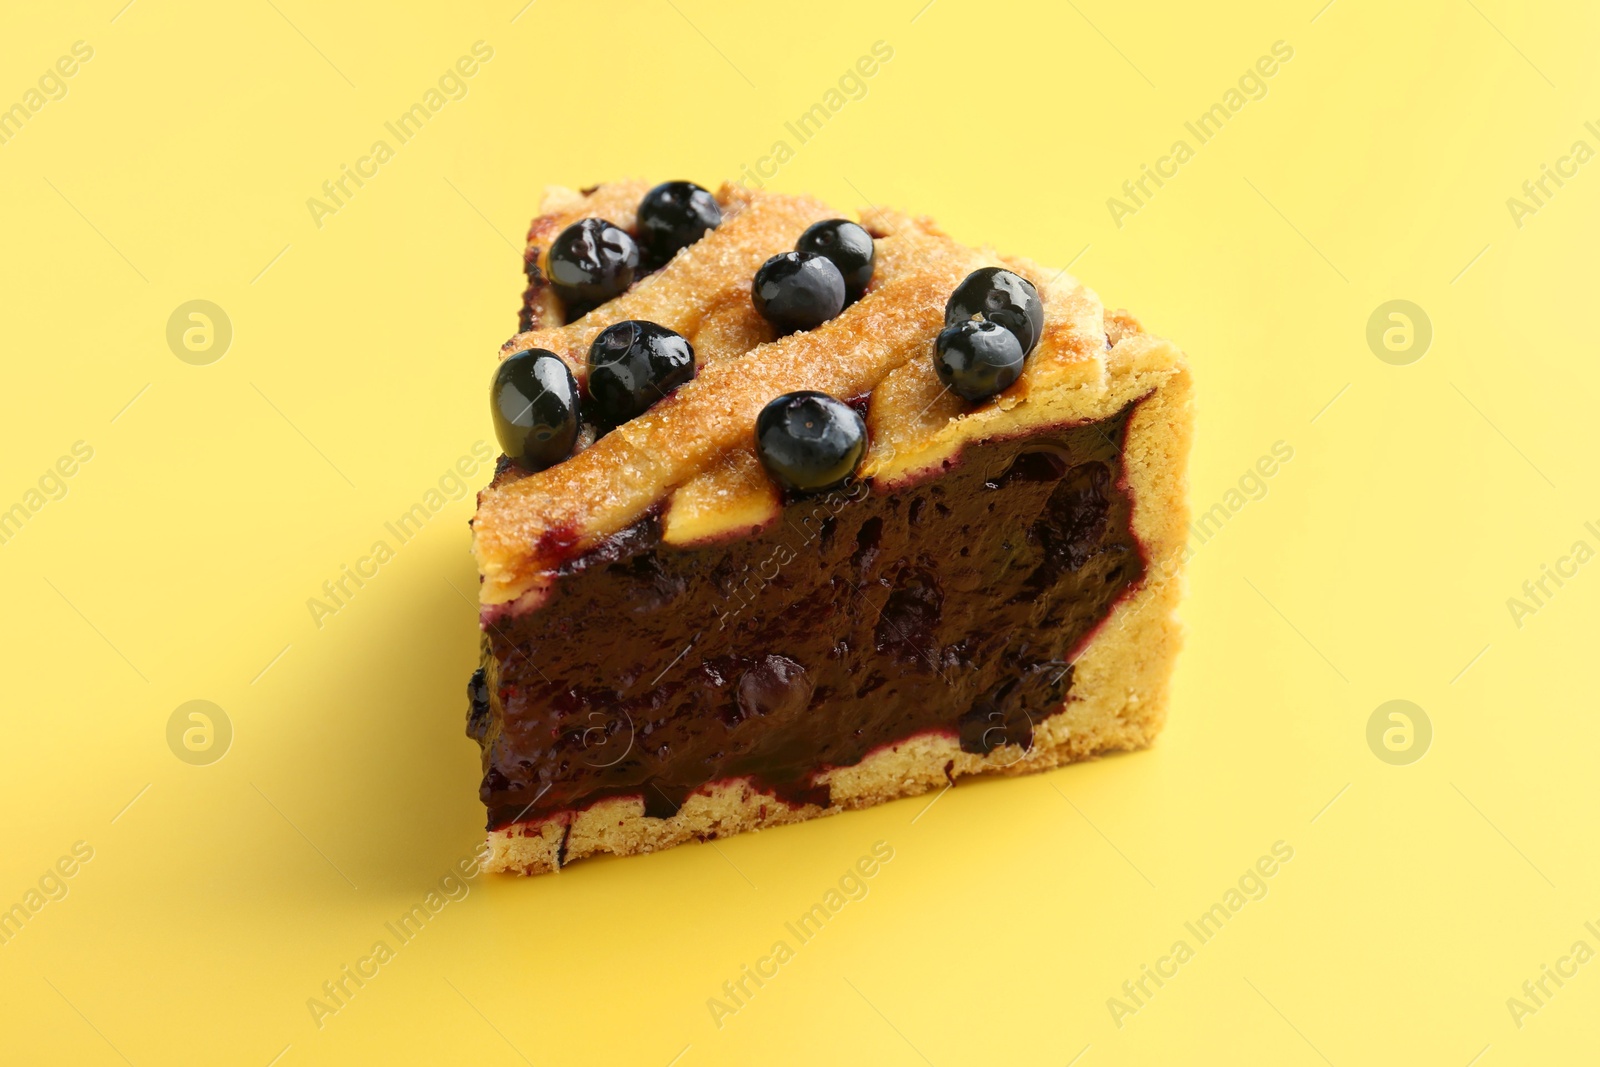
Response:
[945,267,1045,354]
[933,320,1026,402]
[754,391,867,493]
[546,218,639,308]
[752,252,846,333]
[795,219,875,301]
[587,320,696,424]
[491,349,580,470]
[637,181,721,267]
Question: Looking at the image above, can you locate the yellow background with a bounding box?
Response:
[3,0,1597,1063]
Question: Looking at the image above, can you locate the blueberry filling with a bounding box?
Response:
[470,399,1148,830]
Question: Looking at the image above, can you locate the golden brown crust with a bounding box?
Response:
[507,183,824,372]
[475,203,979,607]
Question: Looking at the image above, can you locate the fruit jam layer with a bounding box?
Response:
[470,399,1148,831]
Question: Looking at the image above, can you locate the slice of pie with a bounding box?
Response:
[469,180,1192,875]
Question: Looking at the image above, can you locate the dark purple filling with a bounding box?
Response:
[471,399,1147,831]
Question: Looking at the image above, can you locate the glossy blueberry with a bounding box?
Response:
[587,320,696,425]
[944,267,1045,354]
[546,218,639,308]
[933,320,1026,402]
[795,219,875,301]
[490,349,581,470]
[636,181,721,267]
[754,391,867,494]
[752,252,846,333]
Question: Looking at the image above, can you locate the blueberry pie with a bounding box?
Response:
[473,180,1193,874]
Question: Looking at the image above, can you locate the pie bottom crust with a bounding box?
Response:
[486,352,1192,875]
